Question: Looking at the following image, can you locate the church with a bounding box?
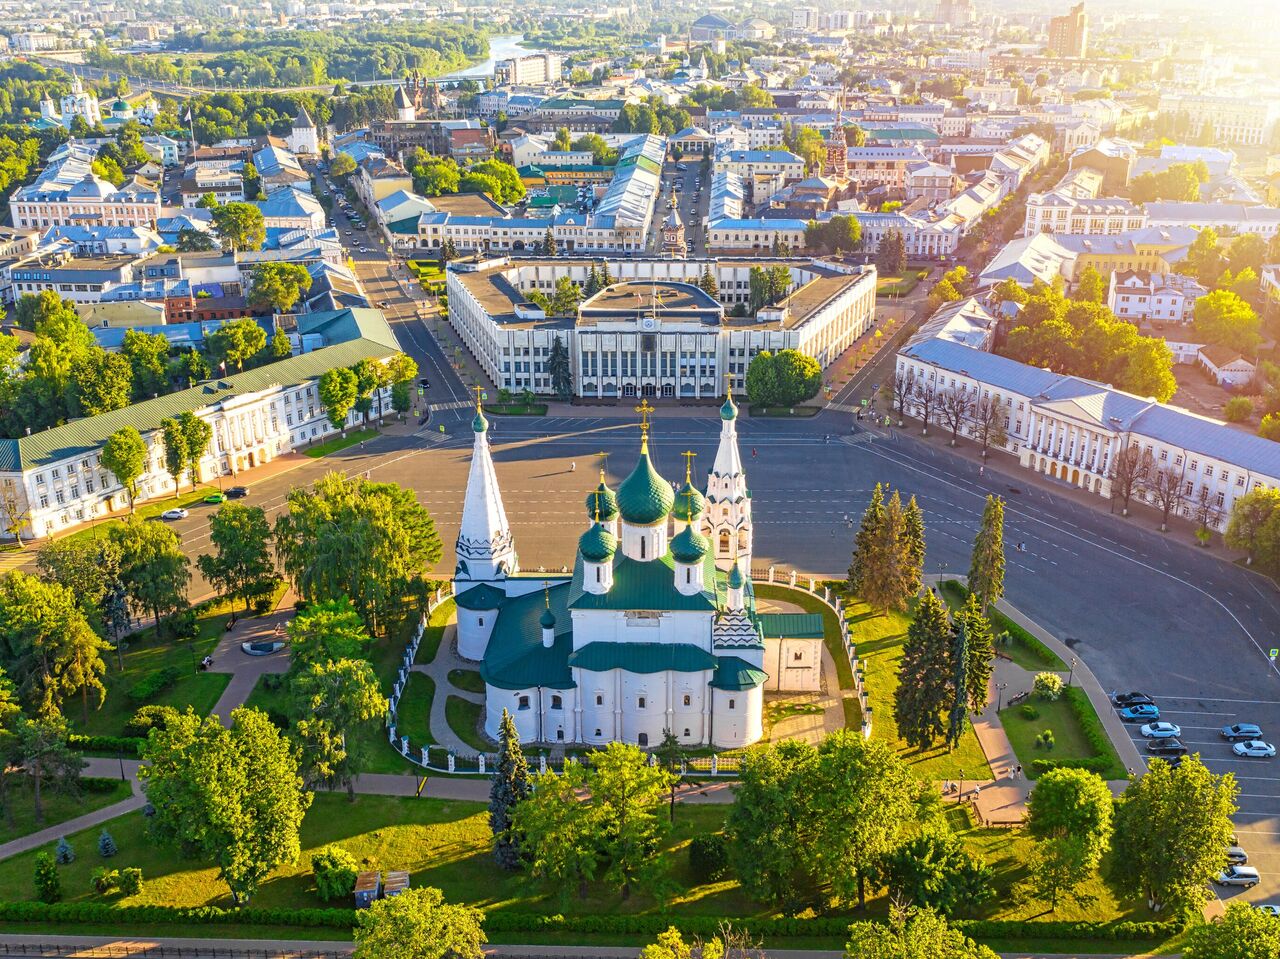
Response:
[453,395,769,749]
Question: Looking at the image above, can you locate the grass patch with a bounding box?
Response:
[842,592,991,780]
[754,584,851,689]
[747,405,821,417]
[396,672,437,746]
[999,687,1126,781]
[59,486,225,547]
[414,600,454,666]
[940,581,1066,671]
[446,696,489,753]
[243,674,290,723]
[876,273,921,297]
[448,669,485,694]
[303,428,379,459]
[2,777,133,841]
[484,403,548,416]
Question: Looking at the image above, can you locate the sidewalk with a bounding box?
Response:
[207,595,296,727]
[411,624,488,753]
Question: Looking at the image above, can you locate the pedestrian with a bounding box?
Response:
[570,461,576,472]
[979,465,985,477]
[752,447,758,459]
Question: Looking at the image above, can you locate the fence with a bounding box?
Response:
[381,572,871,778]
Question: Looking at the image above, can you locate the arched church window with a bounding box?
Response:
[595,694,603,706]
[719,530,730,552]
[640,537,646,559]
[595,567,601,583]
[551,695,562,709]
[683,694,691,706]
[478,617,484,626]
[685,568,691,584]
[638,696,647,709]
[728,698,736,710]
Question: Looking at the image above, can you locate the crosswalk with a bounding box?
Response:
[429,400,472,412]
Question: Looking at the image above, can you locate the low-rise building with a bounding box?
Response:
[1108,269,1206,325]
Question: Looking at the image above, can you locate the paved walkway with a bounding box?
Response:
[410,624,488,753]
[0,787,145,861]
[207,593,296,727]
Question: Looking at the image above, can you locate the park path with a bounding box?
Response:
[207,597,296,727]
[410,623,489,754]
[0,787,145,862]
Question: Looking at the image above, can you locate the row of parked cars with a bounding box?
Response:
[1113,692,1276,895]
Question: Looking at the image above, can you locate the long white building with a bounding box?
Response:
[11,143,161,230]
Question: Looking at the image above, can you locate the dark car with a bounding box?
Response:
[1112,691,1155,708]
[225,486,250,499]
[1146,738,1187,756]
[419,377,431,388]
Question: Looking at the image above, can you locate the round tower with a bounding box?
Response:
[579,520,617,594]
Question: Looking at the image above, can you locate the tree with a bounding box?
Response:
[697,265,718,298]
[274,473,442,635]
[1193,289,1261,354]
[814,730,918,907]
[139,707,312,904]
[894,589,952,751]
[542,226,557,256]
[638,925,764,959]
[121,329,171,401]
[845,903,998,959]
[1226,232,1267,276]
[876,831,992,916]
[772,349,821,406]
[1074,265,1106,304]
[860,490,914,614]
[440,237,458,262]
[353,887,486,959]
[159,417,189,496]
[591,742,675,899]
[107,518,190,630]
[176,227,217,252]
[415,158,460,197]
[34,851,60,904]
[287,598,372,672]
[549,275,579,316]
[168,412,212,492]
[552,127,572,152]
[548,335,572,401]
[946,613,969,749]
[211,201,266,252]
[35,538,120,622]
[68,348,132,417]
[804,216,860,255]
[271,329,293,360]
[876,229,907,275]
[1183,902,1280,959]
[488,708,531,869]
[1224,487,1280,577]
[101,427,147,512]
[1144,464,1186,531]
[292,658,387,798]
[967,495,1005,612]
[0,572,108,723]
[330,152,357,177]
[900,495,925,596]
[956,595,993,715]
[791,126,827,173]
[744,350,780,407]
[1260,413,1280,442]
[247,262,313,314]
[350,357,387,425]
[512,760,600,904]
[1112,755,1237,912]
[938,387,973,445]
[197,504,274,616]
[15,715,82,826]
[848,484,885,595]
[206,317,267,372]
[318,366,359,432]
[1027,766,1113,853]
[971,396,1009,458]
[1110,444,1151,515]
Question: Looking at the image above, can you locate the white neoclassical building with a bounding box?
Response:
[453,393,804,749]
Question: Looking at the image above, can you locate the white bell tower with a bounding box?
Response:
[704,386,752,572]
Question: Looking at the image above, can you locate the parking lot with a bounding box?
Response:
[1115,687,1280,907]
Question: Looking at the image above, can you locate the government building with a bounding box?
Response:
[446,256,878,398]
[453,393,812,748]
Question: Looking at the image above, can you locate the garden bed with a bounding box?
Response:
[939,581,1066,671]
[998,687,1126,780]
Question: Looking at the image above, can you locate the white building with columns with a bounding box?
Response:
[895,334,1280,528]
[454,394,807,749]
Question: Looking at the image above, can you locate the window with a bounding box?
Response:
[518,695,530,709]
[478,617,484,627]
[596,694,603,706]
[638,696,646,709]
[793,651,804,661]
[683,728,690,737]
[683,694,691,706]
[551,695,562,710]
[640,537,645,559]
[595,728,602,737]
[728,698,736,710]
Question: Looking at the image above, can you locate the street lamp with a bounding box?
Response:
[956,767,964,805]
[1069,657,1077,686]
[996,681,1008,711]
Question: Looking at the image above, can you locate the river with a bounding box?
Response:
[440,35,550,80]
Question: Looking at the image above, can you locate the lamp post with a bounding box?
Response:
[1069,656,1077,686]
[956,767,963,805]
[996,681,1008,711]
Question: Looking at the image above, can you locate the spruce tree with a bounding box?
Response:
[968,495,1006,612]
[848,484,885,594]
[543,227,558,256]
[699,265,719,298]
[901,495,925,597]
[440,237,457,262]
[488,708,532,870]
[956,595,994,715]
[894,590,952,750]
[584,266,601,298]
[98,829,118,858]
[55,837,74,864]
[861,491,914,613]
[947,616,971,750]
[601,260,615,285]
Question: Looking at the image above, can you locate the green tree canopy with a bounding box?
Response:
[353,886,486,959]
[247,262,313,314]
[197,503,275,614]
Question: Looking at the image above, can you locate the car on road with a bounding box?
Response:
[1112,691,1155,708]
[226,486,249,498]
[1146,738,1187,755]
[1121,704,1160,721]
[1226,845,1249,864]
[1232,740,1277,758]
[419,377,431,388]
[1222,723,1264,741]
[345,230,352,236]
[1257,904,1280,917]
[160,508,188,520]
[1140,721,1181,738]
[203,492,226,504]
[1215,864,1261,887]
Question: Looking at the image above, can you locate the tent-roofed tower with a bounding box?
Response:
[704,385,752,571]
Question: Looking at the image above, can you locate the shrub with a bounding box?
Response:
[1036,729,1056,750]
[68,734,144,756]
[311,847,358,902]
[1223,396,1253,423]
[98,830,118,859]
[55,838,74,865]
[1033,672,1064,701]
[34,853,60,903]
[163,609,199,641]
[91,867,120,894]
[1019,704,1039,721]
[81,777,123,794]
[125,705,180,738]
[118,867,143,896]
[689,834,729,882]
[127,666,183,704]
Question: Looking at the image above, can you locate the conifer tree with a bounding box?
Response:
[699,265,719,298]
[861,490,914,613]
[848,484,885,594]
[98,829,118,858]
[584,266,601,298]
[947,615,971,750]
[600,260,615,285]
[543,227,557,256]
[968,495,1006,612]
[488,708,532,870]
[894,590,952,750]
[956,594,994,715]
[901,495,925,597]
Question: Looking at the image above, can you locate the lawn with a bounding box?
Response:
[396,673,437,746]
[414,599,455,666]
[448,669,485,694]
[243,674,290,725]
[875,273,922,298]
[484,403,548,416]
[446,696,489,753]
[843,592,992,780]
[939,581,1066,671]
[59,486,226,547]
[999,687,1126,781]
[303,428,379,459]
[3,777,133,841]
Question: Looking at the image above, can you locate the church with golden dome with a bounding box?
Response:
[452,396,770,749]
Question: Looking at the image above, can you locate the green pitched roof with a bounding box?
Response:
[569,642,716,674]
[755,613,825,639]
[615,438,673,524]
[567,551,725,612]
[710,656,768,690]
[455,583,507,610]
[481,581,576,690]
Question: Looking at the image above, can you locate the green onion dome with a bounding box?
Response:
[616,437,674,525]
[578,522,618,562]
[586,477,619,521]
[671,480,705,522]
[670,524,710,564]
[472,408,488,433]
[727,561,745,589]
[539,606,556,629]
[720,390,738,421]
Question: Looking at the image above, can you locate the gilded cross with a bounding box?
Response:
[635,398,655,437]
[682,450,696,483]
[473,385,484,412]
[723,372,734,398]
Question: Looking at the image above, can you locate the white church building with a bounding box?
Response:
[453,395,783,750]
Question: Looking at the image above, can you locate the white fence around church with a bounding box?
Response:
[383,572,870,778]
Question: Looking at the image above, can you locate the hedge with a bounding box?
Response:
[940,581,1063,669]
[68,734,145,757]
[0,902,1181,943]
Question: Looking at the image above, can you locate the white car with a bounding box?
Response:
[1256,904,1280,917]
[160,508,188,521]
[1233,740,1277,758]
[1140,721,1182,738]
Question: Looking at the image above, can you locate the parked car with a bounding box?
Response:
[1256,904,1280,917]
[1121,704,1160,721]
[1112,691,1155,708]
[1222,723,1264,741]
[160,508,188,520]
[226,486,249,498]
[1140,722,1181,738]
[1215,864,1261,888]
[1226,845,1249,865]
[1146,738,1187,755]
[203,492,226,504]
[1233,740,1277,758]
